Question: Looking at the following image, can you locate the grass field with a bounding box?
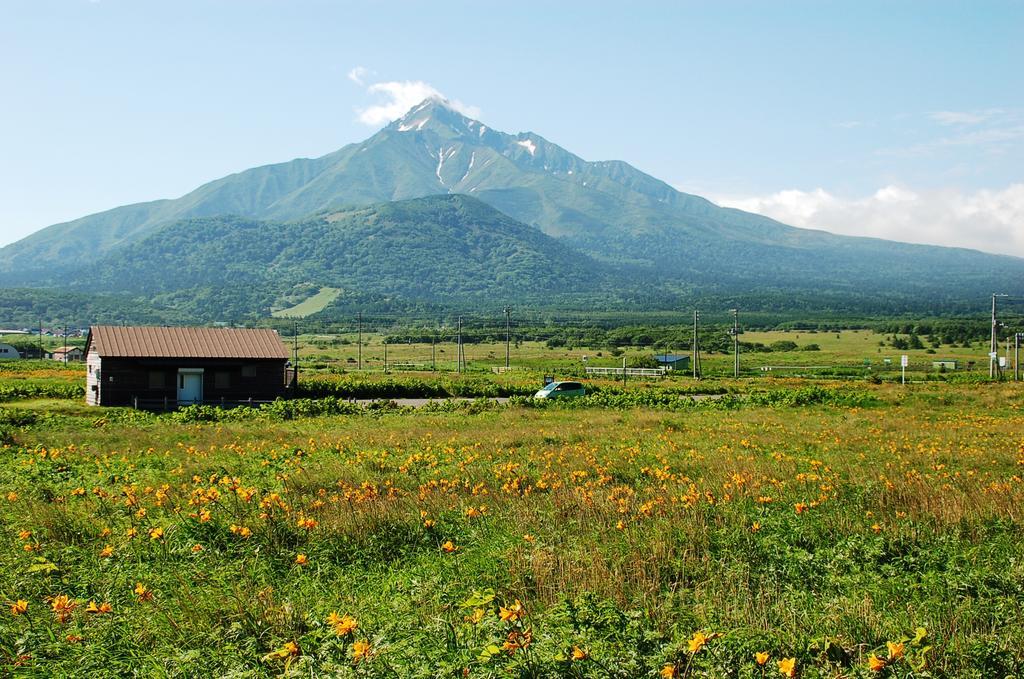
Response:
[296,328,1005,381]
[1,355,1023,677]
[271,288,344,319]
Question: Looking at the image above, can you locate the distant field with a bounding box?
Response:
[271,287,342,318]
[296,328,1003,380]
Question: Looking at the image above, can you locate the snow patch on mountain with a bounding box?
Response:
[516,139,537,156]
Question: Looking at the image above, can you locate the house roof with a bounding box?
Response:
[654,353,688,362]
[50,347,81,354]
[87,326,289,359]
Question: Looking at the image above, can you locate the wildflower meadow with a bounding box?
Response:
[1,364,1022,676]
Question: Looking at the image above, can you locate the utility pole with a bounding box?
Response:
[38,319,43,360]
[1011,333,1019,383]
[729,308,742,378]
[292,321,299,388]
[692,310,702,379]
[504,306,511,369]
[383,341,388,373]
[63,325,68,365]
[457,315,463,373]
[357,312,362,371]
[991,293,1008,378]
[431,333,436,371]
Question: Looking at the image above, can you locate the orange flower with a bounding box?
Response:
[441,541,458,553]
[868,654,887,671]
[295,553,308,565]
[149,526,164,540]
[751,521,761,532]
[327,612,358,636]
[85,601,113,615]
[571,645,588,661]
[660,665,678,678]
[755,651,770,665]
[99,545,114,558]
[887,641,905,660]
[10,600,28,616]
[264,641,300,661]
[777,657,796,677]
[17,530,31,541]
[191,544,204,553]
[51,595,76,623]
[499,599,525,623]
[352,638,371,663]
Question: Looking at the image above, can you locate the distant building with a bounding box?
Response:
[932,359,959,371]
[85,325,291,408]
[48,347,84,362]
[0,343,21,360]
[654,353,691,371]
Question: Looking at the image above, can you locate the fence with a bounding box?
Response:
[131,396,277,411]
[584,366,668,377]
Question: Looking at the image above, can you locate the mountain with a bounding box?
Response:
[2,96,1023,314]
[77,194,626,317]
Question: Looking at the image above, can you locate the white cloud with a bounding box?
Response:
[929,109,1003,126]
[712,184,1024,257]
[348,70,481,126]
[347,66,371,86]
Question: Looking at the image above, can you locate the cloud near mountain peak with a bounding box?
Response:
[349,68,481,126]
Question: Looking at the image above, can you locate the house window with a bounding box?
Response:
[241,364,257,378]
[214,371,231,389]
[148,371,165,389]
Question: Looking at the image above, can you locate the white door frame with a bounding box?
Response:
[177,368,204,405]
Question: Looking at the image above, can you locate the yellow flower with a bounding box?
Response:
[751,521,761,532]
[871,523,882,533]
[868,653,887,671]
[352,638,371,663]
[134,583,153,602]
[755,651,770,665]
[295,553,308,565]
[100,545,114,558]
[571,645,588,661]
[191,544,204,553]
[660,665,678,678]
[688,631,708,654]
[10,600,28,616]
[441,541,458,553]
[86,601,112,614]
[18,530,31,541]
[887,641,905,660]
[149,526,164,540]
[327,612,358,636]
[523,534,535,543]
[778,657,796,677]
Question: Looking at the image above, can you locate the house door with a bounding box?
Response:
[177,370,203,405]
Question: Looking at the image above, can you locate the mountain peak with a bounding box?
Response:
[387,97,489,140]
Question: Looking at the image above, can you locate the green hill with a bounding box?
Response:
[74,195,625,318]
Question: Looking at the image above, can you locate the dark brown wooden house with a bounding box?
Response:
[85,326,291,408]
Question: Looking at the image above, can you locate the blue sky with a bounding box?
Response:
[2,1,1022,253]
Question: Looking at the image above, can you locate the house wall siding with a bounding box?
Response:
[92,357,288,407]
[86,349,101,405]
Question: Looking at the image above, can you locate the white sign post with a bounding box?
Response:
[900,354,908,384]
